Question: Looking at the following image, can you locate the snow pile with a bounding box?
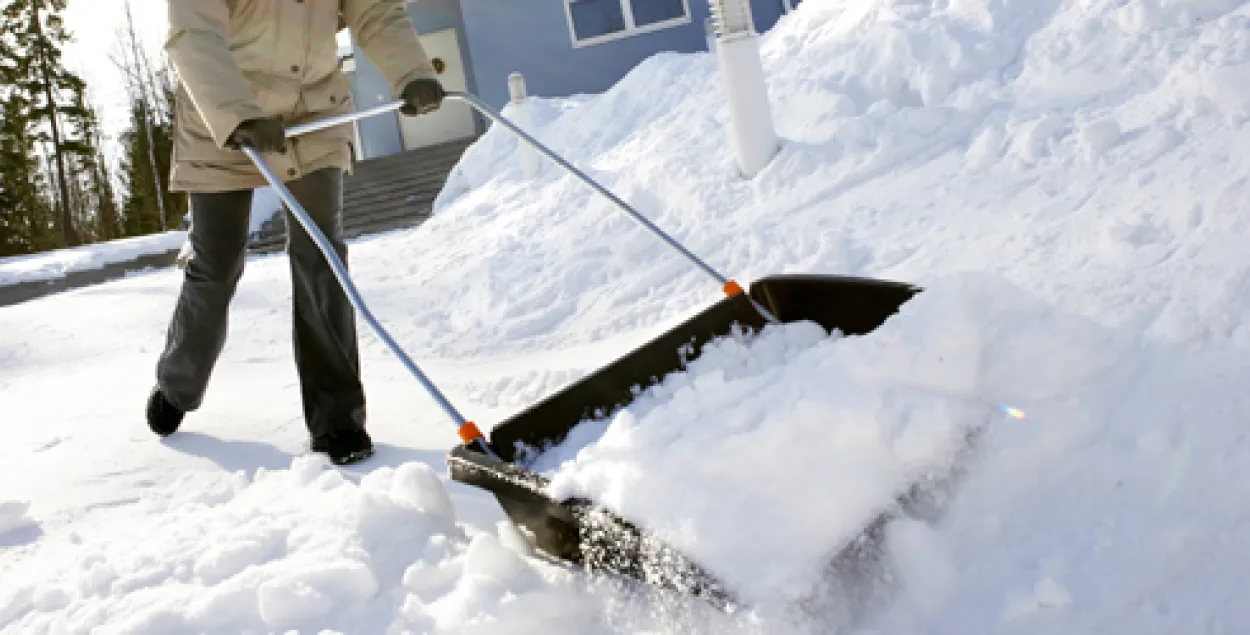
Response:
[0,501,34,537]
[249,187,285,236]
[401,0,1250,361]
[0,458,738,634]
[534,273,1125,606]
[4,0,1250,633]
[0,185,279,289]
[1,458,448,632]
[0,232,187,287]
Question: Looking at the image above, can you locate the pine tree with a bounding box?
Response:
[2,0,95,247]
[91,132,122,241]
[119,91,182,237]
[66,87,121,242]
[0,104,56,256]
[0,29,54,256]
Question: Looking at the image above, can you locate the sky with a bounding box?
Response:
[62,0,170,152]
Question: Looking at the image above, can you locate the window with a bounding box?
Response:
[565,0,692,47]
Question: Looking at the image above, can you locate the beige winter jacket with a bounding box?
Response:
[164,0,437,192]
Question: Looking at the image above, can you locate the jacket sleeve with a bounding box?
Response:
[342,0,438,98]
[164,0,266,149]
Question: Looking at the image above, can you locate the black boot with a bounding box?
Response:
[146,386,185,437]
[311,425,374,465]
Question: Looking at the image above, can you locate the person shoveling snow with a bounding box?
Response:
[146,0,449,465]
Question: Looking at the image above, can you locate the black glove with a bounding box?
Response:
[227,117,287,153]
[400,78,445,116]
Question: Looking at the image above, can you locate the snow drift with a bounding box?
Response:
[3,0,1250,633]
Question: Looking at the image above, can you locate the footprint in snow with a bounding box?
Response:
[1103,212,1179,269]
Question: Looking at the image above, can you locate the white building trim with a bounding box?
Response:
[563,0,694,48]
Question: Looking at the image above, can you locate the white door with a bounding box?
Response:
[399,28,476,149]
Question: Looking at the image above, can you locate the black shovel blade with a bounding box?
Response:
[448,446,737,606]
[447,274,922,602]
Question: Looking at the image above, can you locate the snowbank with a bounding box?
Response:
[0,232,187,287]
[0,186,281,289]
[4,0,1250,633]
[356,0,1250,364]
[533,273,1126,606]
[0,458,743,634]
[0,501,34,536]
[249,187,284,236]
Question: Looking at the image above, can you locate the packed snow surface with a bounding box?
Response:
[4,0,1250,633]
[534,273,1124,606]
[0,232,187,286]
[0,189,281,288]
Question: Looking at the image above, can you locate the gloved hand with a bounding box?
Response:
[400,77,445,116]
[227,117,287,153]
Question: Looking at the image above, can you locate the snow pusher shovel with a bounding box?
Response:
[244,92,936,609]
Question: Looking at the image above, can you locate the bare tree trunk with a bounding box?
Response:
[121,0,167,231]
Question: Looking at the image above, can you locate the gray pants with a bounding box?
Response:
[156,167,366,440]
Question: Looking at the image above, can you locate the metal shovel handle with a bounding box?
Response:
[244,89,781,456]
[291,91,780,325]
[241,142,495,459]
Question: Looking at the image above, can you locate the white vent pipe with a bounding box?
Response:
[508,72,540,178]
[708,0,778,178]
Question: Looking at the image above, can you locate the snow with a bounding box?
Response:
[533,272,1123,606]
[0,188,282,289]
[0,232,187,286]
[5,0,1250,633]
[0,502,34,537]
[249,187,284,236]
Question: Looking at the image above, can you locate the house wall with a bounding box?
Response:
[458,0,705,111]
[749,0,787,39]
[407,0,480,97]
[347,50,405,159]
[346,0,481,159]
[460,0,790,111]
[346,0,794,156]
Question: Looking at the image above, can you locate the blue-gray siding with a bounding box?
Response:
[347,0,791,157]
[459,0,711,111]
[459,0,788,110]
[349,46,406,159]
[347,0,482,159]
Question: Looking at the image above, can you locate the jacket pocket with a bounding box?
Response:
[300,71,355,119]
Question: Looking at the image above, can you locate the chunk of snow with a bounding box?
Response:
[258,577,332,629]
[390,462,457,529]
[0,501,33,535]
[1080,118,1123,158]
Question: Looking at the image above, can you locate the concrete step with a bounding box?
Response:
[247,137,476,254]
[344,162,464,193]
[344,147,473,184]
[344,180,443,210]
[352,140,472,168]
[248,189,438,251]
[248,194,437,253]
[249,209,432,254]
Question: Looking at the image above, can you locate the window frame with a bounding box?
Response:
[563,0,694,48]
